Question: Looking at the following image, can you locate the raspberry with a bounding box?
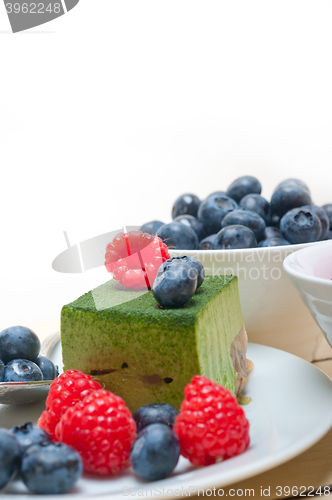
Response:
[38,370,101,440]
[55,389,137,475]
[105,231,170,290]
[173,375,250,466]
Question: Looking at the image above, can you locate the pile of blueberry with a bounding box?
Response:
[131,403,180,480]
[152,256,205,308]
[0,423,82,494]
[141,176,332,249]
[0,326,58,383]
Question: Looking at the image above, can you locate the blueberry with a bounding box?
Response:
[261,226,282,240]
[174,215,206,241]
[4,359,43,382]
[0,326,40,365]
[198,234,217,250]
[197,195,238,235]
[270,213,281,228]
[157,222,198,250]
[153,262,198,308]
[258,237,291,247]
[270,184,312,219]
[133,403,179,433]
[0,360,4,382]
[221,209,266,241]
[226,176,262,203]
[280,208,322,244]
[10,423,52,454]
[275,178,310,194]
[326,230,332,240]
[322,204,332,229]
[0,428,21,489]
[160,256,205,288]
[34,355,59,380]
[130,423,180,481]
[301,205,329,240]
[239,194,270,225]
[214,225,257,249]
[140,221,165,236]
[172,193,201,219]
[21,442,82,494]
[206,190,226,198]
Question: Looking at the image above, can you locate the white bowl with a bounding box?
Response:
[283,240,332,348]
[170,242,324,361]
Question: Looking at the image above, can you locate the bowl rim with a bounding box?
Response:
[283,239,332,286]
[169,240,319,256]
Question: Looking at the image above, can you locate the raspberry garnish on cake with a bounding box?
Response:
[104,231,170,289]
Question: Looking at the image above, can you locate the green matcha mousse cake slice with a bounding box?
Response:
[61,275,248,412]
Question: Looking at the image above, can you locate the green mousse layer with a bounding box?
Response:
[61,276,244,412]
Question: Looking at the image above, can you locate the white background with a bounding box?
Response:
[0,1,332,337]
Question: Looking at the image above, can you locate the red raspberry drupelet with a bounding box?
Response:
[104,231,170,289]
[55,389,137,475]
[174,375,250,466]
[38,369,101,440]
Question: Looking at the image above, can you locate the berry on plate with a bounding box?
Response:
[157,222,198,250]
[140,220,165,236]
[0,326,40,365]
[258,237,291,247]
[197,195,238,235]
[160,256,205,288]
[270,184,311,219]
[133,403,179,433]
[4,359,43,382]
[105,231,170,289]
[214,225,257,249]
[55,389,136,475]
[38,369,101,440]
[172,193,201,219]
[0,360,5,382]
[226,176,262,203]
[221,209,266,241]
[174,375,250,466]
[301,205,330,241]
[173,215,206,241]
[34,355,59,381]
[198,233,217,250]
[130,423,180,480]
[21,442,82,494]
[0,429,21,489]
[239,194,270,225]
[11,422,52,454]
[280,208,322,244]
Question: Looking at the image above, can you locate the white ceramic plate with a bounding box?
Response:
[2,341,332,499]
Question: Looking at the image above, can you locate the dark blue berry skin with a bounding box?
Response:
[322,204,332,229]
[0,428,21,489]
[133,403,179,433]
[153,262,197,308]
[270,185,312,219]
[270,213,281,228]
[258,237,291,247]
[4,359,43,382]
[0,326,40,365]
[280,208,322,244]
[226,176,262,203]
[206,191,226,198]
[157,222,198,250]
[0,360,4,382]
[275,178,310,194]
[174,215,206,241]
[261,226,282,240]
[326,230,332,240]
[160,256,205,288]
[21,442,82,495]
[130,423,180,481]
[239,194,270,225]
[301,205,329,241]
[34,355,59,380]
[214,225,257,249]
[197,195,238,235]
[10,423,52,454]
[140,221,164,236]
[198,234,217,250]
[172,194,201,219]
[221,209,266,241]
